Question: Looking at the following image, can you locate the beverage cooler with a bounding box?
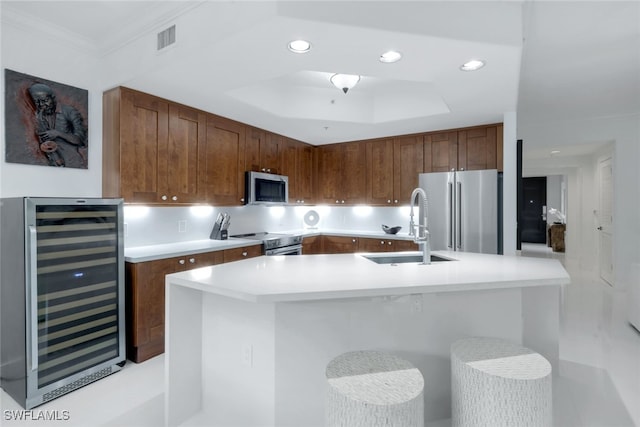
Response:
[1,197,125,409]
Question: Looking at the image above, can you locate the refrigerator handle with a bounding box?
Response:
[448,182,453,248]
[27,225,38,372]
[456,182,462,249]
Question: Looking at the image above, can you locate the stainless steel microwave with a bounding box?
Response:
[245,171,289,205]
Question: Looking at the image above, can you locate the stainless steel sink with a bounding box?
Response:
[362,253,455,264]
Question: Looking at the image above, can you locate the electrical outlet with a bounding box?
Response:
[241,344,253,367]
[178,220,187,232]
[411,294,423,313]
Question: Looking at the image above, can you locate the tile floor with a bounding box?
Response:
[2,245,639,426]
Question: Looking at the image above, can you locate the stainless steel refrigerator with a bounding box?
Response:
[1,197,126,409]
[419,169,501,254]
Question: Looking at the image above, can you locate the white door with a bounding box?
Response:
[598,157,614,285]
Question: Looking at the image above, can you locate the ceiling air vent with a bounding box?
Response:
[157,25,176,51]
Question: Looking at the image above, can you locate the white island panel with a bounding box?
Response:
[165,252,568,426]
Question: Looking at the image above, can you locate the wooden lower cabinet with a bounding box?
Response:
[320,235,418,254]
[126,245,259,363]
[322,235,359,253]
[302,235,323,254]
[358,237,418,252]
[223,245,263,263]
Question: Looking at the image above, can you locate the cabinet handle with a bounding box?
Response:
[394,200,398,204]
[380,241,385,245]
[267,168,271,173]
[335,200,340,204]
[388,241,392,245]
[240,198,245,203]
[172,196,178,201]
[242,251,248,257]
[179,259,185,265]
[189,258,195,263]
[341,200,345,204]
[387,200,391,204]
[261,168,266,172]
[352,239,357,243]
[161,195,168,201]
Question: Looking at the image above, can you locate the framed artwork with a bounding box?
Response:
[4,69,88,169]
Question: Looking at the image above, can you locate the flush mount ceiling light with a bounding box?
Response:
[379,50,402,63]
[287,39,311,53]
[330,74,361,94]
[460,59,486,71]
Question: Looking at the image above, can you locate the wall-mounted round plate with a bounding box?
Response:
[303,210,320,228]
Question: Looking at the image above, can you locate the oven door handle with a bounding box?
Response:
[265,244,302,256]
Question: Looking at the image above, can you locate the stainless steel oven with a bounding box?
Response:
[231,232,302,256]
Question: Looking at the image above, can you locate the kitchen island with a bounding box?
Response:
[165,251,569,426]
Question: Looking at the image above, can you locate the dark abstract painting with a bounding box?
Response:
[5,69,88,169]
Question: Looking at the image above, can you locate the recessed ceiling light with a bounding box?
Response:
[379,50,402,63]
[551,150,561,155]
[460,59,486,71]
[288,39,311,53]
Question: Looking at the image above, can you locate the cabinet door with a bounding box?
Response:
[424,131,458,173]
[246,128,281,174]
[392,240,419,251]
[316,145,342,204]
[262,133,282,174]
[458,126,497,171]
[366,139,394,205]
[280,139,299,201]
[223,245,262,263]
[120,89,169,203]
[167,104,206,203]
[358,237,389,253]
[342,142,367,204]
[393,136,424,204]
[296,144,315,204]
[302,235,323,254]
[322,235,359,253]
[126,256,185,362]
[185,251,224,269]
[245,127,265,173]
[202,117,246,205]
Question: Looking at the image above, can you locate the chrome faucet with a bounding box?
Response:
[409,187,431,265]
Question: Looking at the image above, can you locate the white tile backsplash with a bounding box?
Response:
[123,204,413,247]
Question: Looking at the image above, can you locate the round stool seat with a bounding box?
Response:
[451,337,552,427]
[325,350,424,427]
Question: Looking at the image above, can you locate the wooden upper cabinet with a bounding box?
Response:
[424,131,458,173]
[458,126,498,171]
[201,116,246,205]
[342,142,367,204]
[393,135,424,204]
[245,127,281,174]
[316,144,343,204]
[103,87,204,204]
[366,139,395,205]
[166,104,206,203]
[316,142,366,205]
[104,87,169,203]
[282,138,315,204]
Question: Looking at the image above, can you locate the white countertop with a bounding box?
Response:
[166,251,570,303]
[124,229,415,262]
[124,238,260,263]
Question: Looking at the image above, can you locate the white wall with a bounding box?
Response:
[0,9,103,198]
[519,113,640,291]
